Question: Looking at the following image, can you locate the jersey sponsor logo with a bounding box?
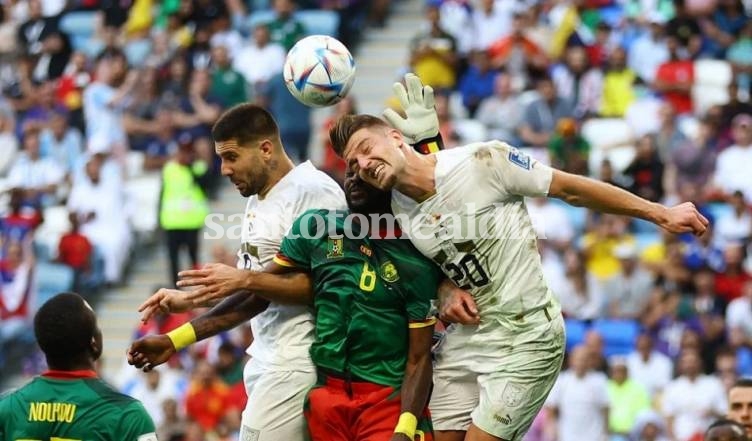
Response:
[380,261,399,283]
[27,402,77,423]
[137,433,158,441]
[494,413,513,425]
[359,244,373,257]
[508,148,531,170]
[501,382,524,409]
[326,237,344,258]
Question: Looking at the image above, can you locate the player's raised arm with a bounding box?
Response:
[547,169,709,236]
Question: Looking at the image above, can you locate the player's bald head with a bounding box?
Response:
[34,292,102,368]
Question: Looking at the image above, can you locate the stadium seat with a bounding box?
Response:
[692,60,732,116]
[34,205,72,261]
[581,118,636,176]
[296,10,340,37]
[706,202,733,223]
[453,119,488,144]
[35,261,75,309]
[592,319,641,357]
[565,319,587,351]
[124,173,162,237]
[59,11,97,38]
[635,232,662,251]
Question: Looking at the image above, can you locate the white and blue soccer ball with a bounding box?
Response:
[283,35,356,108]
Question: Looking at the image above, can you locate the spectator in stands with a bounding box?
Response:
[0,189,42,255]
[184,359,236,434]
[715,243,751,302]
[717,349,741,392]
[667,117,718,198]
[526,197,575,253]
[713,114,752,203]
[143,109,178,172]
[469,0,512,51]
[584,330,609,373]
[487,10,547,88]
[157,398,188,441]
[703,419,748,441]
[557,249,604,320]
[628,13,669,85]
[0,241,35,353]
[547,117,590,175]
[546,345,610,441]
[30,29,71,83]
[551,44,603,119]
[320,95,356,183]
[186,23,213,72]
[715,191,752,248]
[662,349,727,441]
[607,356,651,441]
[653,36,694,116]
[655,103,688,163]
[409,3,458,91]
[268,0,306,51]
[209,44,247,109]
[159,141,210,286]
[727,21,752,96]
[582,214,635,280]
[630,410,670,441]
[518,75,575,148]
[126,367,185,427]
[39,108,83,179]
[67,153,132,286]
[601,242,655,319]
[704,0,748,58]
[57,212,93,293]
[627,332,674,399]
[624,134,665,202]
[665,0,703,58]
[258,73,312,163]
[475,72,522,145]
[16,0,58,58]
[600,46,637,118]
[727,378,752,438]
[209,13,243,60]
[83,50,138,158]
[726,281,752,347]
[7,127,64,207]
[0,106,19,176]
[17,79,66,138]
[457,50,498,117]
[232,23,286,102]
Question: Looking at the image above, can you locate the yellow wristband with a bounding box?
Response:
[166,323,197,351]
[394,412,417,439]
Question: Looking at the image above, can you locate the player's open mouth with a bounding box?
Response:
[372,164,385,180]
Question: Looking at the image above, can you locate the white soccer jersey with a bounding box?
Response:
[237,161,346,371]
[392,141,556,331]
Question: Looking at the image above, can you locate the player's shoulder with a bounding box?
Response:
[438,141,521,168]
[280,162,345,204]
[84,378,151,410]
[291,208,349,233]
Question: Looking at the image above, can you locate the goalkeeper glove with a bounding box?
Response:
[382,73,444,153]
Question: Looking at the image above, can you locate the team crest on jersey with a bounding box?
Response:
[327,237,344,258]
[508,148,531,170]
[501,382,525,409]
[380,261,399,282]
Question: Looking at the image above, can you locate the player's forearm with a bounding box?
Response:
[243,270,314,305]
[399,353,432,420]
[548,170,668,226]
[190,290,269,340]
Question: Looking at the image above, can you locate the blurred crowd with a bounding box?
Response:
[1,0,752,440]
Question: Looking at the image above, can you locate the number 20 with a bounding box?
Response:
[445,254,490,289]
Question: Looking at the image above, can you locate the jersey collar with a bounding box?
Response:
[42,369,99,379]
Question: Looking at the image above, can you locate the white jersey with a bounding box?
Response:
[238,161,346,371]
[392,141,556,331]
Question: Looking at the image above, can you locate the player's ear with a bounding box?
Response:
[259,138,274,159]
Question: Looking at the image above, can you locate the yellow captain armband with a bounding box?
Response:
[166,323,197,351]
[394,412,418,439]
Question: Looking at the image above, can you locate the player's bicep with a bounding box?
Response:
[488,142,553,198]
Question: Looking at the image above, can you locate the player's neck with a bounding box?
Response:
[46,357,96,373]
[258,155,295,199]
[395,152,437,203]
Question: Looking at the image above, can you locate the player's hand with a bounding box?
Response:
[439,287,480,325]
[390,434,412,441]
[382,72,439,145]
[138,288,194,323]
[177,263,247,305]
[658,202,709,236]
[127,335,175,372]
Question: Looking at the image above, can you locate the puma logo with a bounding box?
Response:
[494,413,513,425]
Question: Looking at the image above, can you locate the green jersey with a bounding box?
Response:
[0,371,157,441]
[275,209,441,388]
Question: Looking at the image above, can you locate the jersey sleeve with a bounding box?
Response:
[405,261,442,328]
[485,141,553,198]
[117,401,157,441]
[274,209,326,269]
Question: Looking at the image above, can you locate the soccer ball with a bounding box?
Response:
[283,35,356,108]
